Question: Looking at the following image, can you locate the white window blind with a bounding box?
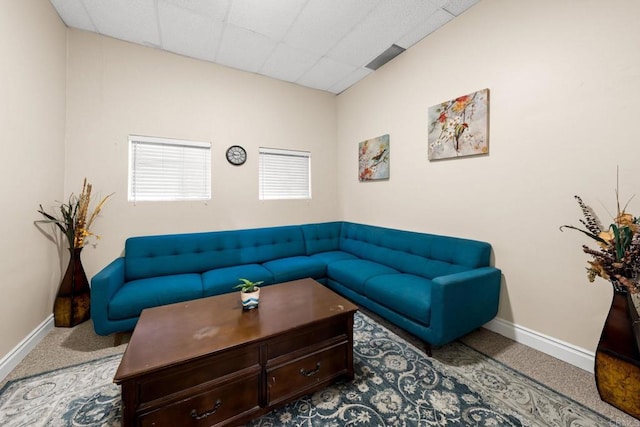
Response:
[259,147,311,200]
[128,135,211,202]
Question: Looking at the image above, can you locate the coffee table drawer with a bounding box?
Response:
[137,345,259,403]
[139,375,260,427]
[267,342,348,405]
[267,316,348,359]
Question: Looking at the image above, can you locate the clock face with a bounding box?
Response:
[226,145,246,166]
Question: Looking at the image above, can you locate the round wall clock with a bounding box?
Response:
[226,145,247,166]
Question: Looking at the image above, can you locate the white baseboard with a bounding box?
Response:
[0,314,54,383]
[483,317,596,373]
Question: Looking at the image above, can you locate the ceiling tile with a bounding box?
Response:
[260,43,319,83]
[157,2,223,62]
[395,8,454,48]
[328,67,372,94]
[442,0,480,16]
[158,0,230,21]
[50,0,96,32]
[284,0,380,56]
[81,0,160,47]
[296,57,357,91]
[227,0,307,40]
[327,0,439,67]
[216,24,278,73]
[426,0,451,7]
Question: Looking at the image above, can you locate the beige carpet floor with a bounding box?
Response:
[2,310,639,426]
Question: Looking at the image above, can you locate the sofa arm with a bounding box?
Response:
[429,266,501,346]
[90,257,125,335]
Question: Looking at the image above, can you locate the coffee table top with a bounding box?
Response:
[114,278,358,383]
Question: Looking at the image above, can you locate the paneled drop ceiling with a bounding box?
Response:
[50,0,479,94]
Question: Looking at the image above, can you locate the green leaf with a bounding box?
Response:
[612,225,624,261]
[559,225,608,245]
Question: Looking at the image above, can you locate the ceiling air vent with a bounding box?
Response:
[365,44,406,71]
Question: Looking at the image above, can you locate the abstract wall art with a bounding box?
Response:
[428,88,489,160]
[359,134,389,181]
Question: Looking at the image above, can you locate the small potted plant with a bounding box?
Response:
[234,278,263,310]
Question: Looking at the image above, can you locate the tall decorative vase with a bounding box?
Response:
[54,247,91,327]
[594,286,640,420]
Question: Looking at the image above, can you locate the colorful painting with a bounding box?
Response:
[428,88,489,160]
[359,134,390,181]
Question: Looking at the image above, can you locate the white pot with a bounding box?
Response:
[240,287,260,310]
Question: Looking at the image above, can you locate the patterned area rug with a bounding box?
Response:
[0,313,612,426]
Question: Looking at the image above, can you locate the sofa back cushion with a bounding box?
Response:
[339,222,491,279]
[301,221,343,254]
[125,225,306,281]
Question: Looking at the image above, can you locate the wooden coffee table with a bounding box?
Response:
[113,278,358,426]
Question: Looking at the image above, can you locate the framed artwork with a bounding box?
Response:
[359,134,389,181]
[428,88,489,160]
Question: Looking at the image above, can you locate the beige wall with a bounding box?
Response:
[0,0,67,356]
[64,30,339,279]
[337,0,640,351]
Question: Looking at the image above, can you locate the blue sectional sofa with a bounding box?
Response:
[91,221,501,351]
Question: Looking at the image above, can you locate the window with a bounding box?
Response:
[259,147,311,200]
[128,135,211,202]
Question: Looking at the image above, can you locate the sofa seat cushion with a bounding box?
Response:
[365,274,432,326]
[202,264,273,297]
[327,259,397,294]
[309,251,358,264]
[109,274,203,320]
[262,256,326,283]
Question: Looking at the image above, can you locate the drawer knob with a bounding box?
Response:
[190,399,222,420]
[300,362,321,377]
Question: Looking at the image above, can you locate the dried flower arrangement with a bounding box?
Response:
[37,179,113,249]
[561,180,640,294]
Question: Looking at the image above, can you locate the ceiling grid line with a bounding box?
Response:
[152,0,164,49]
[256,0,311,78]
[293,0,382,90]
